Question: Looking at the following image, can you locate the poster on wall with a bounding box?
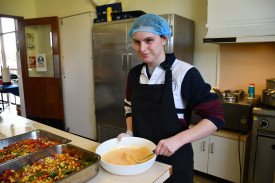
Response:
[36,54,47,72]
[28,56,36,68]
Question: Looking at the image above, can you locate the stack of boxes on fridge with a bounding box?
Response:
[94,2,122,23]
[93,2,145,23]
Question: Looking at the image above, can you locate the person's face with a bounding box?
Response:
[132,31,167,67]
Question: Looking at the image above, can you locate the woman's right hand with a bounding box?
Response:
[117,131,133,141]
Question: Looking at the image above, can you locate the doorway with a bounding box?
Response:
[18,16,65,130]
[1,14,65,131]
[0,16,22,113]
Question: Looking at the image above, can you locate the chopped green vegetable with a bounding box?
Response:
[35,171,44,177]
[0,153,93,182]
[28,176,34,182]
[79,160,92,167]
[64,168,76,175]
[49,172,58,178]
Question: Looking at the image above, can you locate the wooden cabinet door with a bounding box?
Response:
[192,136,209,173]
[208,135,244,183]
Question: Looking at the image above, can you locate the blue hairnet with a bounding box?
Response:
[128,14,171,39]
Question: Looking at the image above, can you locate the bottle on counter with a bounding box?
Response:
[247,83,255,99]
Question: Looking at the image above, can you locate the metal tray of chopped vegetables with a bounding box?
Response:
[0,129,71,164]
[0,144,100,182]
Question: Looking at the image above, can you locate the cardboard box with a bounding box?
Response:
[96,2,122,18]
[112,11,145,21]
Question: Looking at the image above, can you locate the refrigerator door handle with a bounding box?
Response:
[127,53,132,71]
[122,53,127,71]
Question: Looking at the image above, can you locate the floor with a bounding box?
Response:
[193,171,231,183]
[194,173,218,183]
[1,98,229,183]
[1,94,18,114]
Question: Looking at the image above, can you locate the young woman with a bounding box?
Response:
[118,14,224,183]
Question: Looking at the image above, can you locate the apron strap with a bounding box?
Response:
[161,64,172,103]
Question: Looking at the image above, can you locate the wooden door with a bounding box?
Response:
[18,17,65,130]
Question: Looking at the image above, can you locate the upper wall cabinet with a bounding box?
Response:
[203,0,275,43]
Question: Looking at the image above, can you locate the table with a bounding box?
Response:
[0,84,19,110]
[0,113,172,182]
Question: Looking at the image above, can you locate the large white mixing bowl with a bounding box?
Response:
[95,137,157,175]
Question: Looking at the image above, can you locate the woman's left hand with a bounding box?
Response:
[155,135,182,157]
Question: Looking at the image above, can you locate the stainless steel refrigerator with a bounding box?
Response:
[92,13,194,142]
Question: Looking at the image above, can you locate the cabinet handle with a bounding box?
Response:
[122,53,126,71]
[201,141,206,151]
[210,143,215,153]
[127,53,132,71]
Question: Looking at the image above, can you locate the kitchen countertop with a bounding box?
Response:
[0,113,172,183]
[189,124,250,142]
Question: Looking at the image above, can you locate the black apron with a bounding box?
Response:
[131,64,194,183]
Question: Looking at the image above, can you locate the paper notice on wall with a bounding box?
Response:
[36,54,47,72]
[29,56,36,68]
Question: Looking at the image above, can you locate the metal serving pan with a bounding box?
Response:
[0,129,71,164]
[0,144,101,182]
[0,129,71,150]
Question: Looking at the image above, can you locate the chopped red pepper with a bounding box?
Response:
[0,137,60,164]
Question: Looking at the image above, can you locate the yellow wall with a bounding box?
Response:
[123,0,217,86]
[0,0,217,86]
[0,0,36,18]
[2,0,273,97]
[34,0,96,18]
[219,43,275,95]
[0,0,95,18]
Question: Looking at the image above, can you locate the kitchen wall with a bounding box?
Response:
[2,0,274,96]
[120,0,220,87]
[219,43,275,96]
[0,0,219,87]
[0,0,36,18]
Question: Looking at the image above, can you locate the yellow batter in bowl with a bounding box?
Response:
[102,147,154,165]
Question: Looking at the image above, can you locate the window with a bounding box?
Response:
[0,17,18,75]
